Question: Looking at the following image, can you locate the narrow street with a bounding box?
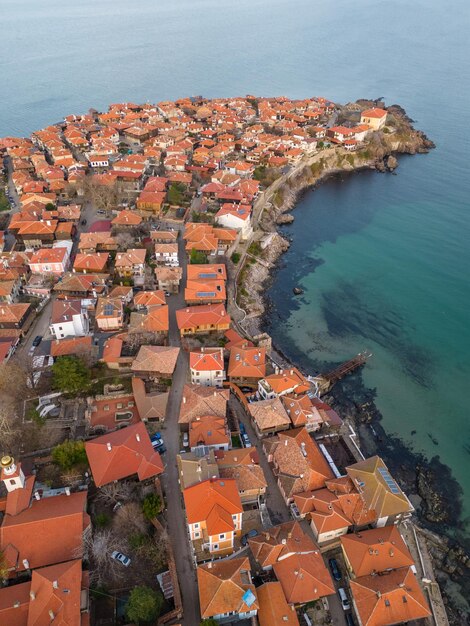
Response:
[159,230,201,626]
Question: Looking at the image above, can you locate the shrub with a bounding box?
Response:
[95,513,111,528]
[190,248,207,264]
[231,252,241,264]
[52,440,87,471]
[52,356,90,394]
[142,493,163,520]
[126,586,163,624]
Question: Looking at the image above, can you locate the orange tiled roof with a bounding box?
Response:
[129,305,169,333]
[186,264,227,281]
[85,422,164,487]
[183,478,242,532]
[179,384,229,424]
[176,303,230,331]
[190,415,229,449]
[350,567,431,626]
[133,290,166,308]
[0,491,90,573]
[50,336,93,358]
[73,252,109,272]
[189,347,224,372]
[248,397,290,432]
[341,525,414,577]
[228,345,266,379]
[273,550,335,604]
[361,107,387,119]
[198,557,258,619]
[257,582,300,626]
[131,345,180,376]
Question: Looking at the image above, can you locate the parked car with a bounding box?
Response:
[242,433,252,448]
[164,291,171,297]
[32,335,42,347]
[329,558,342,582]
[290,503,301,520]
[111,551,131,567]
[81,219,87,225]
[151,432,162,442]
[241,529,259,546]
[183,432,189,447]
[239,422,246,435]
[338,588,350,611]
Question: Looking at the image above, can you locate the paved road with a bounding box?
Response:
[13,298,54,361]
[159,230,202,626]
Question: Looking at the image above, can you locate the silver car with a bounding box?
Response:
[111,551,131,567]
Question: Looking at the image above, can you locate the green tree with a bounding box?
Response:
[52,356,90,394]
[45,202,56,211]
[52,440,87,471]
[200,620,218,626]
[125,586,163,624]
[142,493,163,520]
[167,182,186,205]
[190,248,207,264]
[0,191,9,212]
[231,252,241,264]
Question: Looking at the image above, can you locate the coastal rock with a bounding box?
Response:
[276,214,294,225]
[416,464,450,524]
[386,155,398,170]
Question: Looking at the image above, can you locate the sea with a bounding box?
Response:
[1,0,469,603]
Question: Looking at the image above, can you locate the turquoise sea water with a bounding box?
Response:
[1,0,469,537]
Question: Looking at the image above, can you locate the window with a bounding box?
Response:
[103,405,109,411]
[116,403,123,409]
[58,326,63,331]
[10,479,16,486]
[213,544,219,550]
[219,534,225,540]
[194,523,199,529]
[194,532,200,538]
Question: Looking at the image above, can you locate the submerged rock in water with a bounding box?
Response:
[416,464,450,524]
[293,286,304,295]
[386,155,398,170]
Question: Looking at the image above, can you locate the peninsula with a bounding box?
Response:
[0,95,457,626]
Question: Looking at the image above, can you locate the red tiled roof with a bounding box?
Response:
[85,422,164,487]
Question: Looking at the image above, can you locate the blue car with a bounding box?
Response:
[329,558,342,581]
[239,422,246,435]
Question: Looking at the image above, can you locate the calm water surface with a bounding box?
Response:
[1,0,469,539]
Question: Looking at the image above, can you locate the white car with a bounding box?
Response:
[183,432,189,447]
[111,551,131,567]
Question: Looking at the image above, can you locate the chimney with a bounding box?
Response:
[49,610,55,620]
[294,569,299,576]
[183,397,186,404]
[65,486,70,496]
[23,559,30,570]
[14,601,21,608]
[53,580,58,589]
[107,442,112,451]
[287,531,292,539]
[136,433,141,442]
[34,491,41,501]
[29,591,36,600]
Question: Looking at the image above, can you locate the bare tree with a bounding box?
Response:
[94,482,137,507]
[83,178,120,214]
[113,231,136,251]
[81,529,129,586]
[113,502,148,536]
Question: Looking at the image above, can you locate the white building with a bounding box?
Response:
[154,243,179,266]
[49,299,89,340]
[215,204,253,241]
[189,347,225,388]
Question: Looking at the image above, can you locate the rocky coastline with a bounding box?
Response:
[235,102,469,623]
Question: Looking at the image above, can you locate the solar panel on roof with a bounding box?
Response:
[103,304,115,316]
[199,272,217,279]
[196,292,216,297]
[378,467,401,494]
[242,589,256,608]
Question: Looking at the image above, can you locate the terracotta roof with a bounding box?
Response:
[262,367,310,395]
[50,299,82,324]
[361,107,387,119]
[248,521,315,569]
[115,248,146,267]
[350,567,431,626]
[95,297,122,320]
[189,347,224,372]
[273,551,335,604]
[0,579,30,625]
[129,305,169,333]
[270,428,333,497]
[282,394,323,429]
[154,266,183,283]
[131,345,180,376]
[185,279,226,303]
[131,377,169,421]
[73,252,109,272]
[0,491,90,573]
[111,209,142,226]
[198,557,258,619]
[133,290,166,307]
[257,582,300,626]
[248,397,290,432]
[341,526,414,577]
[29,246,68,266]
[214,448,259,467]
[190,415,229,449]
[179,384,229,424]
[176,303,230,331]
[183,478,242,533]
[28,559,84,625]
[228,345,266,379]
[85,422,164,487]
[186,264,227,281]
[50,336,93,358]
[0,303,31,324]
[219,464,267,494]
[346,456,413,521]
[224,329,253,350]
[54,273,109,295]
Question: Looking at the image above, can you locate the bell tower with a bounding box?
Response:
[1,455,25,492]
